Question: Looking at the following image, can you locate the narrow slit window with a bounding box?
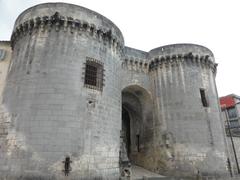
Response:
[136,134,140,152]
[200,89,209,107]
[84,58,104,91]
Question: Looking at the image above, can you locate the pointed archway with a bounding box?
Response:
[121,85,154,167]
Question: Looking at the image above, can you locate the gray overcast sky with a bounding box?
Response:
[0,0,239,97]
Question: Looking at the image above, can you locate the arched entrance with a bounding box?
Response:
[120,85,154,167]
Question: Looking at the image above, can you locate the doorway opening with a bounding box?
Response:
[120,85,154,166]
[122,107,131,157]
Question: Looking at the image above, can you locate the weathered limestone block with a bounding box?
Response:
[1,3,123,180]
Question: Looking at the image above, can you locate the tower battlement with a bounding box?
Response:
[11,3,124,54]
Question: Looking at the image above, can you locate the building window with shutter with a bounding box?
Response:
[84,57,104,91]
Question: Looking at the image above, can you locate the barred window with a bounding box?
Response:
[84,57,104,91]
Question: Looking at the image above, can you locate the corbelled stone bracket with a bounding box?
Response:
[149,52,217,74]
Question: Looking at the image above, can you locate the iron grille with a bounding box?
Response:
[84,58,104,91]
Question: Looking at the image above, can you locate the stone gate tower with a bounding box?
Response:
[0,2,229,179]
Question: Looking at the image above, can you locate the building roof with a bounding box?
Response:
[220,94,240,108]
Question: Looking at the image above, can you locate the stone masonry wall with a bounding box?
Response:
[0,3,124,180]
[148,44,228,177]
[0,41,12,173]
[0,41,11,137]
[121,47,149,90]
[0,41,11,101]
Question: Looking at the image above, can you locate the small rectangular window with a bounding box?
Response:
[84,57,104,91]
[200,89,209,107]
[136,134,140,152]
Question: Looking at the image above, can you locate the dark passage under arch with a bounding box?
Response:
[121,85,154,167]
[122,107,131,157]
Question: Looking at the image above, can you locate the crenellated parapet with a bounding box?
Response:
[122,57,149,73]
[149,52,217,74]
[148,44,217,74]
[10,12,124,54]
[122,47,149,73]
[122,44,217,74]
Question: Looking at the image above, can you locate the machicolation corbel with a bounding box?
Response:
[10,12,124,53]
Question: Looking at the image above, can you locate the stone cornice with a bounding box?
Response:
[10,12,124,54]
[149,52,217,74]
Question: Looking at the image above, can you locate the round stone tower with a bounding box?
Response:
[148,44,228,177]
[1,3,124,179]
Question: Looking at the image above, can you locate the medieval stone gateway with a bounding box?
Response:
[0,2,230,179]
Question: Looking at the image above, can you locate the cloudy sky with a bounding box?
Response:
[0,0,239,97]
